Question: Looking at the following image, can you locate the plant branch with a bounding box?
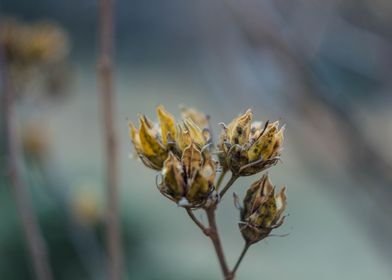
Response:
[231,242,251,276]
[98,0,123,279]
[205,206,231,279]
[1,48,53,280]
[185,208,209,236]
[215,169,227,191]
[219,174,239,199]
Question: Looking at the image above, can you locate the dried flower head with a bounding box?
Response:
[180,105,210,129]
[0,18,68,67]
[129,105,177,170]
[158,143,215,207]
[176,118,210,152]
[218,109,284,176]
[235,174,286,244]
[129,105,212,170]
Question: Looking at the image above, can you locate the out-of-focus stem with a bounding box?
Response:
[98,0,123,279]
[0,48,53,280]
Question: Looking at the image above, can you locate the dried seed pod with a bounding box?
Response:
[129,105,177,170]
[235,174,287,244]
[218,109,284,176]
[159,144,215,208]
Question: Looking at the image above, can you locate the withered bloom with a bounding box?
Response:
[180,105,210,129]
[235,174,286,244]
[218,109,284,176]
[159,143,215,207]
[0,18,68,66]
[176,118,210,152]
[129,105,177,170]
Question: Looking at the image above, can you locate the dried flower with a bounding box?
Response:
[129,105,178,170]
[177,118,210,152]
[235,174,286,244]
[218,109,284,176]
[129,104,213,171]
[158,143,215,207]
[0,18,70,96]
[0,18,68,67]
[180,105,210,129]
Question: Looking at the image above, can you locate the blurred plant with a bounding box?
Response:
[0,17,70,97]
[1,17,71,280]
[129,105,288,279]
[22,120,50,161]
[71,187,104,226]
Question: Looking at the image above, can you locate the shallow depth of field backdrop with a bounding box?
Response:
[1,0,392,279]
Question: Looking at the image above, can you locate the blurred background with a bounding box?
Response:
[1,0,392,279]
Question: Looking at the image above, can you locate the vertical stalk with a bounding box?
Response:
[98,0,123,279]
[1,48,53,280]
[205,207,231,279]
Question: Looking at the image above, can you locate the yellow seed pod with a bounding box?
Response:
[181,143,202,180]
[156,105,177,145]
[274,187,287,220]
[227,109,252,145]
[177,125,192,151]
[271,126,285,158]
[186,171,210,203]
[180,105,210,129]
[162,153,185,200]
[128,121,142,152]
[257,194,277,227]
[200,155,215,186]
[139,116,166,157]
[183,119,205,148]
[247,121,279,162]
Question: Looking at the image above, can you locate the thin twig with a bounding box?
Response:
[231,242,251,276]
[98,0,123,279]
[219,174,239,199]
[215,169,227,191]
[185,208,209,236]
[205,206,231,279]
[0,46,53,280]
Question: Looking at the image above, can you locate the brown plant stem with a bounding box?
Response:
[205,206,231,279]
[1,52,53,280]
[185,208,209,236]
[98,0,123,279]
[231,242,251,276]
[219,174,239,199]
